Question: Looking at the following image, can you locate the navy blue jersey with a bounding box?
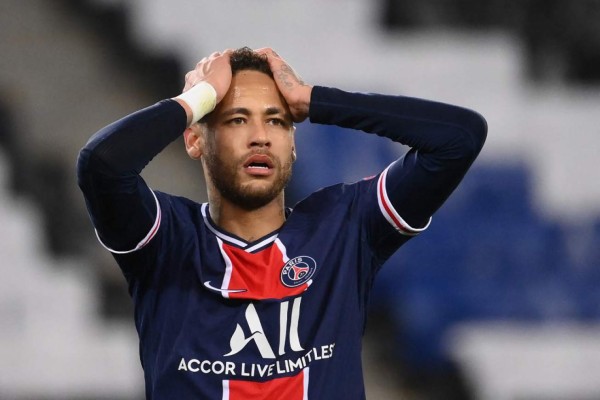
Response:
[77,86,486,399]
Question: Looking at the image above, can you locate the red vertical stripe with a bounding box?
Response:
[227,371,305,400]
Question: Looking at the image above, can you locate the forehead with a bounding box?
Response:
[216,70,290,114]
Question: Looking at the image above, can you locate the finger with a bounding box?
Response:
[220,49,233,61]
[195,57,208,68]
[255,48,281,59]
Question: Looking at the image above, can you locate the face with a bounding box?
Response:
[197,70,295,210]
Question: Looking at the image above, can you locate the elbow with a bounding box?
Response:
[458,110,488,161]
[470,111,488,151]
[76,137,104,190]
[76,147,92,190]
[76,127,114,188]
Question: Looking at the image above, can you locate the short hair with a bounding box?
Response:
[230,47,273,78]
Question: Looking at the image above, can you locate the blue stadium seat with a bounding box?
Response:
[370,163,600,372]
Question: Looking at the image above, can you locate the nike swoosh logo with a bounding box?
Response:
[203,281,247,294]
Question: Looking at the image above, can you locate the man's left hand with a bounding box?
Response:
[256,48,313,123]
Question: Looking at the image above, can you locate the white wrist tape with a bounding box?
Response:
[175,81,217,123]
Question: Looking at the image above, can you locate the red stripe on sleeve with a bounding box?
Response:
[377,169,413,235]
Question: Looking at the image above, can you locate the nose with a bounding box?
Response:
[248,122,271,149]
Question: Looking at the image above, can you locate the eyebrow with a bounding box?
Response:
[221,107,292,121]
[221,107,251,117]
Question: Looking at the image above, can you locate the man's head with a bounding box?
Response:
[185,48,296,211]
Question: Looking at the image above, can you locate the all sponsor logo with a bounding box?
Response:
[178,297,336,378]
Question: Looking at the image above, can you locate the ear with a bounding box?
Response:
[184,124,204,160]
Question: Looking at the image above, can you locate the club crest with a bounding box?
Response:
[280,256,317,288]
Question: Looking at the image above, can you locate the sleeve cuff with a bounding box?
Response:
[377,163,431,236]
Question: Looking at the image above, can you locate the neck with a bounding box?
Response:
[208,195,286,242]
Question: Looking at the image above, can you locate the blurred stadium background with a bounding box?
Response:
[1,0,600,399]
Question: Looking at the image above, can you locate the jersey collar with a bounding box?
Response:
[200,203,283,253]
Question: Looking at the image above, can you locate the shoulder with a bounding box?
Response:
[155,190,199,207]
[154,191,206,225]
[290,176,378,217]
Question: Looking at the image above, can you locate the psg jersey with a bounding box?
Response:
[103,163,428,400]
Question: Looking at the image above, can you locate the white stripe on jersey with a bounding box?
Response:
[274,238,290,262]
[222,379,229,400]
[216,237,234,299]
[303,367,310,400]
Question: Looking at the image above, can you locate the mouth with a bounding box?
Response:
[243,154,275,176]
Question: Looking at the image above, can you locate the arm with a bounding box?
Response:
[309,87,487,229]
[77,51,233,252]
[76,100,188,252]
[259,48,486,231]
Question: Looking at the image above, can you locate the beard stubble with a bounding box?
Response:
[204,148,293,211]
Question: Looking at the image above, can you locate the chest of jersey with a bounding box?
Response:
[132,200,373,399]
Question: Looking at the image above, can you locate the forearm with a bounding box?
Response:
[79,99,187,176]
[309,86,486,158]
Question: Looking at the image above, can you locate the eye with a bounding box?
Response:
[227,117,246,125]
[267,118,289,128]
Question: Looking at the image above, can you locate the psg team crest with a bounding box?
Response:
[280,256,317,288]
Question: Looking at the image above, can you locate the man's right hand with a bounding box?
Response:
[182,50,233,103]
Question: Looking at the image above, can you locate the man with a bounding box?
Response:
[77,47,486,399]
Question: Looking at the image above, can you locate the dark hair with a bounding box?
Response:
[230,47,273,78]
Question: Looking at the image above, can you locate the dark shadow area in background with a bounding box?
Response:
[59,0,184,101]
[382,0,600,84]
[1,0,186,321]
